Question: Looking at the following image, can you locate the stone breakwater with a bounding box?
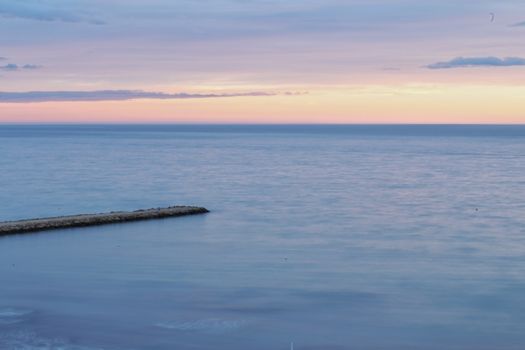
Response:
[0,206,209,236]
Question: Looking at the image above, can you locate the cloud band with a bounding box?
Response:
[0,90,298,103]
[427,56,525,69]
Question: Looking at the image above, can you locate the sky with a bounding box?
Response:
[1,0,525,123]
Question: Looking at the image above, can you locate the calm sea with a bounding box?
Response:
[1,125,525,350]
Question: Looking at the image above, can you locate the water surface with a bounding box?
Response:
[1,125,525,349]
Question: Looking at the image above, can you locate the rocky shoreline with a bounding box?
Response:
[0,206,209,236]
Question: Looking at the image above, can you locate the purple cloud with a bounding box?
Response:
[0,1,105,25]
[0,63,42,71]
[0,90,302,103]
[509,21,525,27]
[21,64,41,69]
[427,56,525,69]
[0,63,19,71]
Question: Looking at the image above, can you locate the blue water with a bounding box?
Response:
[1,125,525,350]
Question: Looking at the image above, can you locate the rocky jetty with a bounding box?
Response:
[0,206,209,236]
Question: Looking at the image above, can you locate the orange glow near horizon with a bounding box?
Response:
[1,84,525,124]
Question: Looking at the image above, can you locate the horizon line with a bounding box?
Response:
[1,122,525,126]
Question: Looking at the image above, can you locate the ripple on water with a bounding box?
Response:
[0,331,105,350]
[0,308,33,325]
[156,319,247,334]
[0,308,33,318]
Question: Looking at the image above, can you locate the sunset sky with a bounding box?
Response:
[1,0,525,123]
